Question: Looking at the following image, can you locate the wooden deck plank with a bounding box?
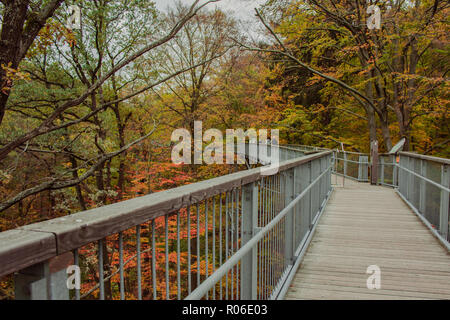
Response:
[285,176,450,300]
[292,271,450,292]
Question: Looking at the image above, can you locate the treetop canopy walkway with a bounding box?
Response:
[0,144,449,300]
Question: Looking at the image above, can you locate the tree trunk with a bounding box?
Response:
[380,116,393,151]
[364,83,378,147]
[69,156,87,211]
[0,0,29,125]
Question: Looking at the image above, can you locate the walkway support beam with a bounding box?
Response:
[241,182,258,300]
[284,168,295,265]
[15,252,72,300]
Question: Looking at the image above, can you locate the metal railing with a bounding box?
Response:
[0,145,333,300]
[377,154,398,187]
[186,151,333,300]
[283,145,371,183]
[282,144,329,153]
[255,144,370,183]
[331,150,369,182]
[395,152,450,248]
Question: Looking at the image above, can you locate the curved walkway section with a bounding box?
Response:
[285,176,450,300]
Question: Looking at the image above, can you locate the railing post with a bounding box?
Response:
[364,155,369,182]
[331,151,335,173]
[419,160,427,214]
[439,165,449,240]
[15,252,72,300]
[308,161,313,229]
[406,156,411,201]
[328,154,332,192]
[241,182,258,300]
[393,155,398,187]
[284,168,295,265]
[357,155,362,181]
[398,155,406,195]
[343,152,348,178]
[380,156,385,185]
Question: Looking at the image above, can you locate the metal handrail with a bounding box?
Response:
[185,164,332,299]
[0,145,315,277]
[0,144,333,300]
[3,140,447,300]
[399,151,450,165]
[397,164,450,193]
[395,152,449,246]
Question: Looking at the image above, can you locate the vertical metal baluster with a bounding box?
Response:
[234,189,238,300]
[230,189,234,299]
[278,173,284,276]
[187,205,191,295]
[263,177,268,299]
[281,174,284,277]
[269,176,278,294]
[309,162,313,229]
[258,181,262,299]
[282,174,284,274]
[281,175,285,278]
[205,199,209,300]
[119,232,125,300]
[268,177,272,299]
[236,188,240,300]
[236,189,240,300]
[277,175,281,286]
[261,178,265,299]
[197,204,200,288]
[136,225,142,300]
[165,215,169,300]
[98,239,104,300]
[277,174,281,281]
[281,175,284,280]
[177,211,181,300]
[152,220,156,300]
[219,194,223,300]
[74,249,80,300]
[212,196,216,298]
[277,175,280,286]
[266,177,271,297]
[279,175,282,283]
[278,175,281,283]
[268,177,272,298]
[274,176,278,288]
[272,177,276,296]
[225,191,229,300]
[235,188,239,300]
[273,176,277,289]
[275,175,278,287]
[271,177,275,295]
[225,192,229,299]
[236,188,239,299]
[260,180,264,300]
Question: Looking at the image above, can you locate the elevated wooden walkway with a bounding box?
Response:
[285,176,450,300]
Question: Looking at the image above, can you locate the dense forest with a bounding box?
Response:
[0,0,448,299]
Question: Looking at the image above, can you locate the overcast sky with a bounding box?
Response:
[152,0,267,20]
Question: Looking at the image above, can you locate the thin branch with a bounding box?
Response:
[250,9,382,118]
[0,121,158,213]
[0,0,219,161]
[327,107,368,120]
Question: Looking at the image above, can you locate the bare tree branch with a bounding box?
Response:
[0,0,220,161]
[0,121,158,213]
[250,8,382,118]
